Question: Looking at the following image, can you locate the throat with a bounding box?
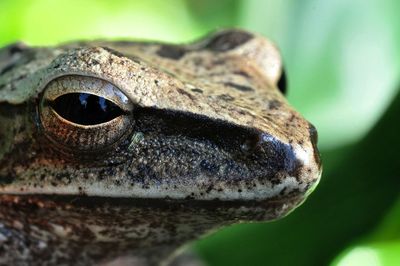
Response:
[0,195,302,265]
[0,195,218,265]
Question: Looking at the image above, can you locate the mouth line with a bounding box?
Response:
[0,193,305,210]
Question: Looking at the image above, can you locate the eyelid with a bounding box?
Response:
[43,75,133,112]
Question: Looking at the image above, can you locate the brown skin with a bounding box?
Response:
[0,29,321,265]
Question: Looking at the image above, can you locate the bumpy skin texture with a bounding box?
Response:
[0,29,322,265]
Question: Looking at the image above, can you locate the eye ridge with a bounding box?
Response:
[50,93,125,126]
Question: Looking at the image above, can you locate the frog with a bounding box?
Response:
[0,29,322,266]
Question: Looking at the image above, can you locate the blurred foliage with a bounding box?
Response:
[332,196,400,266]
[195,89,400,266]
[1,0,399,265]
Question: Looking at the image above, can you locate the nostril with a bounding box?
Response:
[240,134,261,154]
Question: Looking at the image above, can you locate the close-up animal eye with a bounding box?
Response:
[39,75,134,151]
[50,93,125,125]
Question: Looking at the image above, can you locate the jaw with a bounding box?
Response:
[0,193,304,265]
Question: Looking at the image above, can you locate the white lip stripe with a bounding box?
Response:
[0,176,308,201]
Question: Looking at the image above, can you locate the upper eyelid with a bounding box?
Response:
[42,75,134,112]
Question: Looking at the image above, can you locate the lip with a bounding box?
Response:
[0,174,315,201]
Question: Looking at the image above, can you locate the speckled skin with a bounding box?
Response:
[0,29,322,265]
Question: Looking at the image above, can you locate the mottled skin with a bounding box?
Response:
[0,29,322,265]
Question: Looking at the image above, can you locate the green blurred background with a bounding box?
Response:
[1,0,399,265]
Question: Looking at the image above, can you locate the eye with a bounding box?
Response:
[39,75,134,151]
[50,93,125,125]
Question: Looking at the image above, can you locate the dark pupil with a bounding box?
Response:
[51,93,124,125]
